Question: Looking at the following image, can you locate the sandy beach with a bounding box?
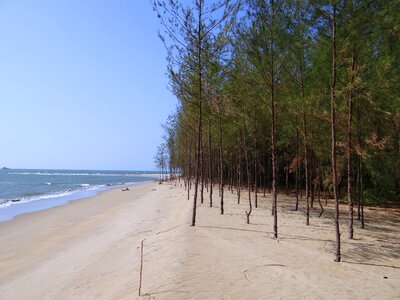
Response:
[0,181,399,299]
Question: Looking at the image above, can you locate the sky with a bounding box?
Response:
[0,0,177,171]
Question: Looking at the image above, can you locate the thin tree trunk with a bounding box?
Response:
[318,185,324,217]
[192,121,201,226]
[348,50,356,239]
[285,165,289,196]
[237,137,241,204]
[255,149,258,208]
[245,147,252,224]
[269,4,278,239]
[360,157,365,229]
[242,129,252,224]
[331,4,341,262]
[318,163,324,217]
[267,156,271,194]
[187,148,192,200]
[357,91,361,221]
[208,120,213,207]
[295,128,299,210]
[270,51,278,236]
[259,168,262,201]
[218,104,224,215]
[272,101,278,238]
[356,159,361,220]
[300,51,309,225]
[263,169,266,197]
[254,112,258,208]
[192,2,203,227]
[310,158,314,209]
[201,142,204,204]
[230,162,234,193]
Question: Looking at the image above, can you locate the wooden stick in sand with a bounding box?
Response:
[139,239,145,296]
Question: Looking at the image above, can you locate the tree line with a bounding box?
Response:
[152,0,399,262]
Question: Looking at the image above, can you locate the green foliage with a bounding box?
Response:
[153,0,400,204]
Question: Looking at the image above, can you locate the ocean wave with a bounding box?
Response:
[87,184,108,190]
[44,182,52,185]
[0,179,152,212]
[0,181,17,185]
[0,199,13,208]
[0,190,75,209]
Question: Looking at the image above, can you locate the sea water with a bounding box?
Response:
[0,169,158,222]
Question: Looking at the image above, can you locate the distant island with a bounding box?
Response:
[2,167,10,169]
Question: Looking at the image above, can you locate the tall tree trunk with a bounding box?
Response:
[201,142,204,204]
[318,162,324,217]
[259,166,262,201]
[218,104,224,215]
[267,155,271,194]
[269,2,278,239]
[356,159,361,220]
[193,120,201,226]
[237,137,241,204]
[227,167,230,191]
[295,128,299,211]
[192,1,203,227]
[254,112,258,208]
[310,157,314,209]
[348,50,356,239]
[272,101,278,238]
[254,148,258,208]
[230,162,234,193]
[243,130,252,224]
[360,157,365,229]
[356,91,361,221]
[331,4,341,262]
[187,144,192,200]
[208,120,213,207]
[263,169,266,197]
[300,51,309,225]
[285,159,289,196]
[245,150,252,223]
[302,103,309,223]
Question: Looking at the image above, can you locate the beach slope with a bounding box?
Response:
[0,181,399,299]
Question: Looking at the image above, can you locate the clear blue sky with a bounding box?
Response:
[0,0,177,171]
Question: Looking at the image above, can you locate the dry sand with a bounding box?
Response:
[0,181,399,299]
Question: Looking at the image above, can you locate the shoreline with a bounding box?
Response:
[0,175,158,223]
[0,181,399,299]
[0,181,163,298]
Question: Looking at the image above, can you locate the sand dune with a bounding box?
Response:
[0,181,399,299]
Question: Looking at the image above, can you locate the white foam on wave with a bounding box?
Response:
[0,190,76,209]
[20,191,74,203]
[0,180,152,213]
[44,182,52,185]
[87,184,107,191]
[0,200,12,209]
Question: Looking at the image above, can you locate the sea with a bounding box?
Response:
[0,168,158,222]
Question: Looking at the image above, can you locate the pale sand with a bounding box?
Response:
[0,181,399,299]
